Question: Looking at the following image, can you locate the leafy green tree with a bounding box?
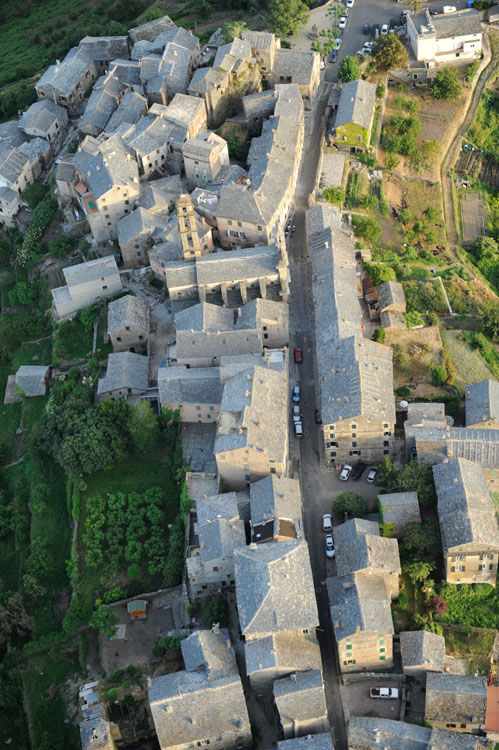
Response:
[364,262,396,286]
[21,182,49,210]
[404,560,434,584]
[430,68,462,100]
[164,519,185,587]
[478,299,499,342]
[423,205,440,222]
[127,563,140,580]
[152,635,183,658]
[89,604,119,638]
[222,20,246,42]
[7,280,37,306]
[373,327,386,344]
[431,364,447,386]
[384,153,400,171]
[404,311,424,329]
[338,55,361,83]
[201,594,228,627]
[48,236,73,258]
[130,401,160,454]
[372,35,408,70]
[323,186,345,205]
[382,114,422,157]
[394,462,436,506]
[332,491,369,519]
[267,0,309,37]
[400,520,441,564]
[352,215,382,244]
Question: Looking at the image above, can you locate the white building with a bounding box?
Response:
[52,256,122,318]
[407,8,482,64]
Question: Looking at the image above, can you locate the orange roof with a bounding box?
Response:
[486,685,499,732]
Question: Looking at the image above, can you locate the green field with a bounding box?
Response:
[442,329,496,391]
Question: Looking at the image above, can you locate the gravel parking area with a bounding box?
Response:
[344,675,404,720]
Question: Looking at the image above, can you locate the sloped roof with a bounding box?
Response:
[107,294,149,334]
[18,99,67,134]
[378,492,421,528]
[335,518,400,579]
[175,302,234,332]
[158,366,222,406]
[278,736,334,750]
[117,206,166,246]
[433,457,499,553]
[15,365,50,396]
[465,379,499,427]
[79,35,130,61]
[377,280,406,312]
[425,673,487,725]
[328,572,394,641]
[181,628,237,680]
[274,670,327,727]
[63,255,120,287]
[129,15,176,44]
[188,66,228,95]
[36,45,95,97]
[400,630,445,672]
[97,352,149,395]
[196,245,280,286]
[249,475,302,525]
[234,540,318,636]
[335,79,376,131]
[106,91,148,133]
[73,134,138,200]
[245,630,321,677]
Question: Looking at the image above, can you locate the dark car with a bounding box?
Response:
[362,23,370,34]
[328,51,337,63]
[389,17,398,28]
[352,462,367,481]
[372,23,380,36]
[315,409,322,425]
[428,8,439,14]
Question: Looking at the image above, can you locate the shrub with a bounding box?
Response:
[404,311,424,329]
[201,594,228,628]
[396,386,411,398]
[351,216,382,244]
[332,491,368,519]
[152,635,183,658]
[392,342,411,373]
[323,186,345,205]
[431,364,447,386]
[365,262,396,286]
[384,153,400,171]
[373,327,386,343]
[127,563,140,580]
[430,68,462,100]
[376,83,386,99]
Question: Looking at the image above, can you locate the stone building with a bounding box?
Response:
[425,673,487,734]
[182,131,229,190]
[400,630,445,678]
[377,491,421,536]
[158,366,222,423]
[97,352,149,400]
[52,256,122,319]
[107,295,150,353]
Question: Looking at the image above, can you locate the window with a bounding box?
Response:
[257,225,263,231]
[331,451,336,457]
[107,222,111,226]
[102,285,108,290]
[138,335,143,340]
[229,230,239,237]
[346,644,352,650]
[480,564,493,571]
[351,433,357,438]
[219,454,226,460]
[227,219,233,225]
[239,232,246,239]
[352,442,358,448]
[213,566,219,572]
[270,467,276,473]
[209,406,214,411]
[125,200,129,205]
[196,406,201,411]
[237,221,242,227]
[346,659,356,665]
[137,251,141,256]
[244,474,251,481]
[454,555,464,561]
[379,647,385,653]
[379,639,385,645]
[383,449,389,455]
[135,243,139,249]
[383,423,389,428]
[207,414,211,419]
[482,554,493,560]
[379,656,386,661]
[383,441,390,447]
[351,423,357,429]
[384,431,391,437]
[117,336,121,342]
[453,565,465,572]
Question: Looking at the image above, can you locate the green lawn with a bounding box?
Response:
[0,532,26,595]
[23,639,82,750]
[12,339,53,370]
[21,395,49,432]
[52,317,94,362]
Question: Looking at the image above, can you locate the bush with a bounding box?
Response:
[404,311,424,329]
[163,519,185,587]
[381,115,421,158]
[127,563,140,580]
[392,342,411,373]
[396,386,411,398]
[376,83,385,99]
[201,594,228,627]
[373,327,386,343]
[431,364,447,386]
[365,262,396,286]
[21,182,49,210]
[338,55,361,83]
[351,215,382,244]
[152,634,183,658]
[323,186,345,205]
[48,236,73,258]
[430,68,462,100]
[332,491,368,519]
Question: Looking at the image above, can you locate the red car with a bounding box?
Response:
[294,347,303,363]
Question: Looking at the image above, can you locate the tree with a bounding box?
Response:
[478,299,499,342]
[332,491,369,519]
[267,0,309,38]
[404,560,434,584]
[400,519,441,565]
[323,186,345,205]
[21,182,49,210]
[89,604,119,638]
[373,327,386,344]
[48,236,73,258]
[393,462,436,507]
[222,21,247,42]
[201,594,228,627]
[338,55,361,83]
[384,153,400,171]
[430,68,462,100]
[382,114,421,157]
[351,215,382,244]
[372,35,408,70]
[364,262,396,286]
[130,401,160,455]
[404,311,424,329]
[428,594,448,615]
[431,364,447,386]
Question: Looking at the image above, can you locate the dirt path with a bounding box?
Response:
[440,34,494,251]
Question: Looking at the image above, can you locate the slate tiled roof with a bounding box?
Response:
[182,131,227,161]
[242,90,277,120]
[188,66,228,95]
[378,492,421,529]
[158,366,222,406]
[214,364,287,462]
[349,716,488,750]
[63,256,119,287]
[107,294,149,335]
[73,134,138,200]
[15,365,49,396]
[249,475,302,526]
[149,671,250,750]
[180,628,237,680]
[106,91,148,132]
[328,572,394,641]
[175,302,234,332]
[432,8,482,38]
[79,74,125,133]
[334,518,400,579]
[235,298,287,330]
[117,206,166,246]
[79,35,130,61]
[36,45,95,97]
[274,669,327,727]
[196,491,248,527]
[128,15,176,44]
[433,458,499,554]
[400,630,445,673]
[377,280,406,313]
[79,716,114,750]
[335,79,377,131]
[18,99,67,135]
[234,540,318,637]
[278,737,334,750]
[425,673,487,725]
[272,48,318,86]
[245,631,321,677]
[138,174,182,212]
[97,352,149,395]
[196,245,280,286]
[465,379,499,427]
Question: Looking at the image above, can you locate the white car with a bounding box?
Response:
[292,385,301,403]
[338,16,347,29]
[381,23,389,34]
[325,534,335,558]
[339,464,352,481]
[346,0,354,6]
[443,4,457,11]
[294,421,303,438]
[323,513,333,532]
[292,405,301,423]
[366,468,377,484]
[320,59,325,70]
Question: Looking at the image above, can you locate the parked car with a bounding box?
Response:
[339,464,352,481]
[362,23,370,34]
[366,467,377,483]
[294,421,303,438]
[338,16,347,29]
[389,17,398,28]
[323,513,333,532]
[328,51,337,63]
[352,462,366,481]
[346,0,354,7]
[443,5,457,12]
[372,23,380,36]
[315,409,322,425]
[292,405,301,423]
[325,534,335,558]
[381,23,389,34]
[428,7,439,13]
[292,385,301,403]
[320,59,325,70]
[294,346,303,363]
[370,687,399,699]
